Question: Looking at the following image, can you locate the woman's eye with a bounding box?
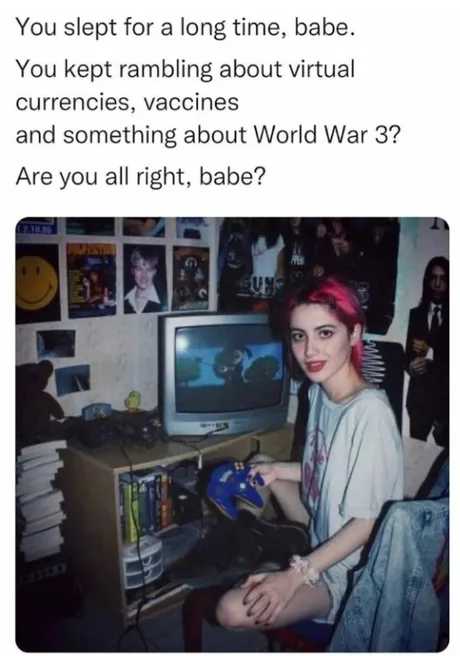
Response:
[290,331,304,343]
[319,329,334,339]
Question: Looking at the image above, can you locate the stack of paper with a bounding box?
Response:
[16,440,67,563]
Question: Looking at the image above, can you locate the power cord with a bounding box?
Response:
[117,442,162,652]
[169,424,230,470]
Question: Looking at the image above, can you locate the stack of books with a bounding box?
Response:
[119,467,174,543]
[16,439,67,563]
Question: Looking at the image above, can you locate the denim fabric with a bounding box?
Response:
[328,498,448,652]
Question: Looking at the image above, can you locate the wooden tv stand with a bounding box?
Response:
[60,425,293,626]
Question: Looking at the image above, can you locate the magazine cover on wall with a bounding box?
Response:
[123,244,167,314]
[218,218,285,313]
[172,246,209,311]
[66,218,115,236]
[176,218,212,242]
[16,243,61,324]
[122,218,165,238]
[16,218,57,235]
[67,243,117,318]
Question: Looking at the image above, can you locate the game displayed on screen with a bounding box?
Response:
[175,325,284,413]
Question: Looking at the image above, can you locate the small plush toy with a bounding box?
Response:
[16,360,64,447]
[125,390,141,413]
[207,461,265,520]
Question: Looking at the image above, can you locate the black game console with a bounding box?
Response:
[64,409,165,448]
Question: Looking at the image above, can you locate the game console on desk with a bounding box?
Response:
[72,405,165,448]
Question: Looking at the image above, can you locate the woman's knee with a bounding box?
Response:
[216,592,249,630]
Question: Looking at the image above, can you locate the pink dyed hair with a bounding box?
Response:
[284,276,366,373]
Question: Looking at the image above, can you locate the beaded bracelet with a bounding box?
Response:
[289,555,320,587]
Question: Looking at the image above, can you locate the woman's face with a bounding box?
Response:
[289,303,358,386]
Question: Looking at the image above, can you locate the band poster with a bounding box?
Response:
[67,243,117,319]
[218,218,400,334]
[172,246,210,311]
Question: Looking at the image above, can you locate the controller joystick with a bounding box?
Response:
[207,461,265,520]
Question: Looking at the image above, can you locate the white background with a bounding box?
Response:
[3,0,458,650]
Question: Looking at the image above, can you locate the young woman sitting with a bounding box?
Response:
[216,276,404,630]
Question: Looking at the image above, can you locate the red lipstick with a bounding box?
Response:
[306,361,326,373]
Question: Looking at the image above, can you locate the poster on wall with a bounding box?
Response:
[122,218,165,238]
[404,251,449,448]
[218,218,285,314]
[123,244,167,314]
[37,330,76,358]
[66,218,115,235]
[55,364,90,396]
[176,218,212,243]
[218,218,400,334]
[172,246,209,311]
[67,243,117,318]
[16,243,61,324]
[16,218,57,235]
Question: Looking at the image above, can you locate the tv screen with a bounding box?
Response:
[175,325,284,413]
[159,313,289,437]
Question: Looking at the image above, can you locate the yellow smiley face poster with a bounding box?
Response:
[16,244,61,324]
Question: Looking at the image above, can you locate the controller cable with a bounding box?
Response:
[116,442,161,652]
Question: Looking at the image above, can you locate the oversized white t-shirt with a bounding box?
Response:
[301,384,404,622]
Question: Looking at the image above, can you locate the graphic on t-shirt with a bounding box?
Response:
[302,427,329,514]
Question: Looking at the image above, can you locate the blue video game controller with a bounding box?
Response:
[207,461,265,520]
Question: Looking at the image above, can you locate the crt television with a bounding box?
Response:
[158,313,290,437]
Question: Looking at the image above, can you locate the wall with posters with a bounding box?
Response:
[16,217,448,494]
[16,218,218,417]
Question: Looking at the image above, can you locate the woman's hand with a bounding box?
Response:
[248,462,280,486]
[239,569,300,626]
